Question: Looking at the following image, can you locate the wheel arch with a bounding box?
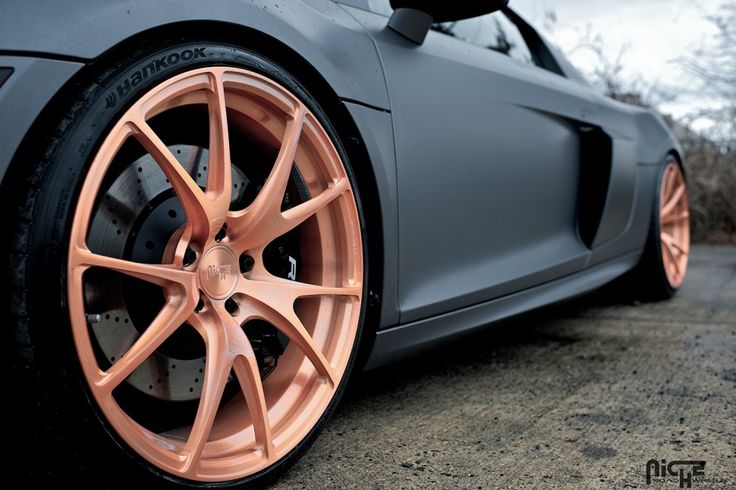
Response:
[667,149,686,174]
[1,19,386,367]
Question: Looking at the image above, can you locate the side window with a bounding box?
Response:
[433,12,537,67]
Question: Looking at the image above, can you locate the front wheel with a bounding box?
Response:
[9,42,368,487]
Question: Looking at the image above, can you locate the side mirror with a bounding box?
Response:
[387,0,510,44]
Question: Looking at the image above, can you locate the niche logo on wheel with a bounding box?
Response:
[105,48,208,108]
[207,264,232,281]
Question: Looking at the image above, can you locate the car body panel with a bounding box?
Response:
[0,0,403,328]
[587,164,660,267]
[0,0,685,368]
[0,0,392,185]
[0,0,390,109]
[342,102,401,325]
[345,6,604,323]
[593,136,639,247]
[366,249,642,369]
[368,162,659,369]
[0,56,83,185]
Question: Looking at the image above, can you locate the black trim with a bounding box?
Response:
[502,8,564,76]
[0,67,13,88]
[340,97,391,113]
[390,0,509,23]
[0,49,89,64]
[577,126,613,248]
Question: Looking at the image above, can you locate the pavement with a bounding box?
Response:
[274,245,736,489]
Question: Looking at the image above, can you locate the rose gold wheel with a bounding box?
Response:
[659,161,690,288]
[66,67,363,482]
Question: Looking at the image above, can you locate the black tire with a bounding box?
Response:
[623,156,687,302]
[6,41,368,488]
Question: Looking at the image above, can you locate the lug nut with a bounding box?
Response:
[183,247,197,267]
[239,254,255,274]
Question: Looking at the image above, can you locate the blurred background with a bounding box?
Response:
[514,0,735,243]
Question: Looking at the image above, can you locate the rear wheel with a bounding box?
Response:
[628,157,690,300]
[657,161,691,290]
[8,43,367,487]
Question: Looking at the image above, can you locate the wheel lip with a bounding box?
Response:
[658,161,690,289]
[65,65,365,483]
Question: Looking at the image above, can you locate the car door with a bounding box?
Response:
[343,5,600,323]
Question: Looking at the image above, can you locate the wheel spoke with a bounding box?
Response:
[205,69,233,212]
[182,315,232,475]
[245,273,361,301]
[662,231,689,255]
[70,246,196,289]
[228,105,305,249]
[662,165,675,201]
[241,296,337,386]
[672,238,688,255]
[240,274,358,384]
[97,301,191,392]
[661,183,685,217]
[182,314,233,475]
[183,307,274,472]
[127,117,212,242]
[279,178,349,235]
[216,307,274,459]
[661,210,689,224]
[251,105,305,219]
[232,352,273,459]
[230,176,346,253]
[661,240,680,275]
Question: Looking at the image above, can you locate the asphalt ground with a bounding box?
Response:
[275,245,736,489]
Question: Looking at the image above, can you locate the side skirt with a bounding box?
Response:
[364,251,640,370]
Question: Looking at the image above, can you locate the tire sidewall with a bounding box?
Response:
[27,41,369,488]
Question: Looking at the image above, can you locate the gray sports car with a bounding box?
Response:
[2,0,690,486]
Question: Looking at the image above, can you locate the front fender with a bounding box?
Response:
[0,0,389,110]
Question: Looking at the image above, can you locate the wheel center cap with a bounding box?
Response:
[198,246,239,300]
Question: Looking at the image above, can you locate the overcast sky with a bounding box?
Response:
[511,0,726,127]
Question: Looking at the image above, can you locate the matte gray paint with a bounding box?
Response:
[591,94,683,165]
[0,1,399,327]
[0,0,394,185]
[345,6,600,323]
[337,0,391,17]
[0,56,83,185]
[0,0,390,110]
[365,250,642,369]
[592,136,638,247]
[634,110,683,164]
[588,165,659,268]
[342,102,401,326]
[0,0,684,367]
